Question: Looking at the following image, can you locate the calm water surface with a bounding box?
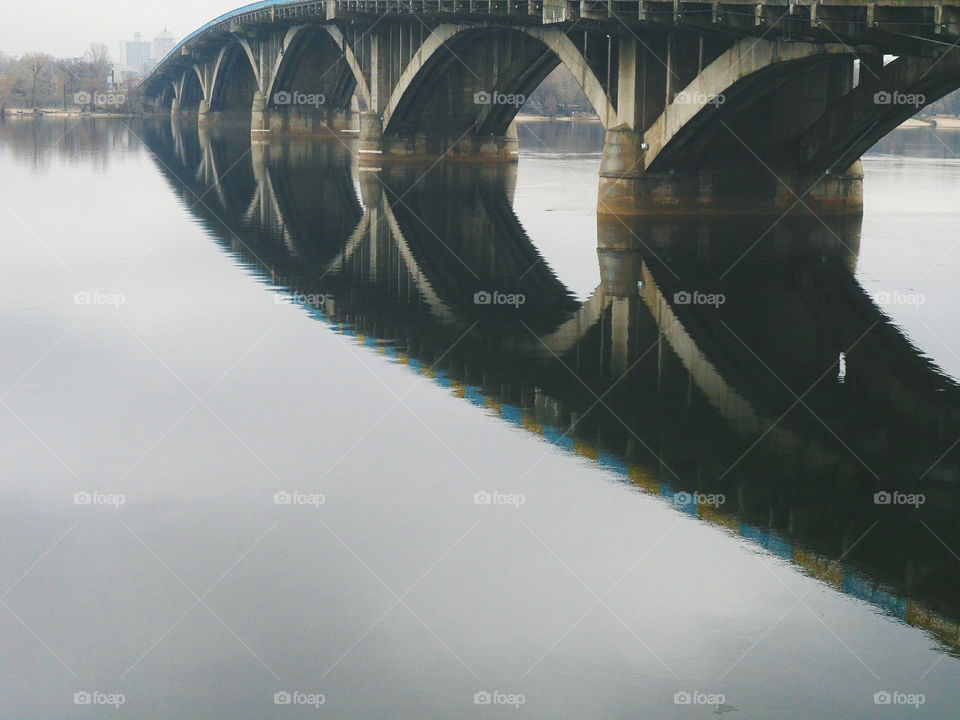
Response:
[1,117,960,718]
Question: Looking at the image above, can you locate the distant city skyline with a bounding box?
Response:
[116,28,176,79]
[0,1,238,59]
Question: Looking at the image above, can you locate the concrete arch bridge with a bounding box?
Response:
[142,0,960,214]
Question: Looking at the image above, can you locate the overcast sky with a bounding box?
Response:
[0,0,239,58]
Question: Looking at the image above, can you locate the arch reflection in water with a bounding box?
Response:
[142,117,960,659]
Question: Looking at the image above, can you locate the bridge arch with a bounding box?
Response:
[321,26,371,111]
[176,67,205,112]
[156,83,176,112]
[801,51,960,171]
[380,24,616,145]
[643,38,851,172]
[265,25,371,111]
[261,25,369,133]
[208,41,260,116]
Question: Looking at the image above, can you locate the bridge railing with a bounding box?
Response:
[334,0,543,14]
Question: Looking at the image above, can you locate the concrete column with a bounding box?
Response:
[827,56,855,101]
[359,167,383,207]
[369,34,389,113]
[598,247,644,377]
[251,91,268,136]
[359,111,384,166]
[598,128,648,214]
[600,36,668,210]
[473,119,519,162]
[617,37,638,130]
[610,297,641,377]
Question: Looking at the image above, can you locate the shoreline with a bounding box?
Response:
[900,117,935,129]
[5,109,959,131]
[514,113,599,124]
[1,108,139,118]
[931,115,960,129]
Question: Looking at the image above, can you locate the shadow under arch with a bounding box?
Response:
[206,42,259,123]
[377,24,616,158]
[264,25,368,135]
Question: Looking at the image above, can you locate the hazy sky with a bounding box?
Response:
[0,0,239,58]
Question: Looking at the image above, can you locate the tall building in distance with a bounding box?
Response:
[153,27,176,64]
[124,32,152,73]
[119,29,177,81]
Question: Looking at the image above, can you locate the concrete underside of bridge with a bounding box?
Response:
[143,2,960,215]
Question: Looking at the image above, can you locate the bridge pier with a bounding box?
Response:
[359,115,520,165]
[250,91,267,134]
[598,38,866,216]
[361,121,519,164]
[358,111,383,166]
[596,247,646,377]
[599,131,864,216]
[262,102,359,137]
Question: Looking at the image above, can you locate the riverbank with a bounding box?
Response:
[897,116,960,129]
[515,112,956,132]
[6,108,957,132]
[515,113,599,124]
[899,117,935,128]
[1,107,137,118]
[931,115,960,129]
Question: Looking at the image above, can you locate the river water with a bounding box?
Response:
[1,116,959,718]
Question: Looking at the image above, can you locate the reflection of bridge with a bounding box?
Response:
[142,118,960,654]
[142,0,960,214]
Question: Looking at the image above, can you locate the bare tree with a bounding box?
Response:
[21,53,53,109]
[0,52,13,114]
[0,48,120,112]
[55,59,82,111]
[80,43,112,111]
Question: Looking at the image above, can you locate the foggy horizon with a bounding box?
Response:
[0,1,238,58]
